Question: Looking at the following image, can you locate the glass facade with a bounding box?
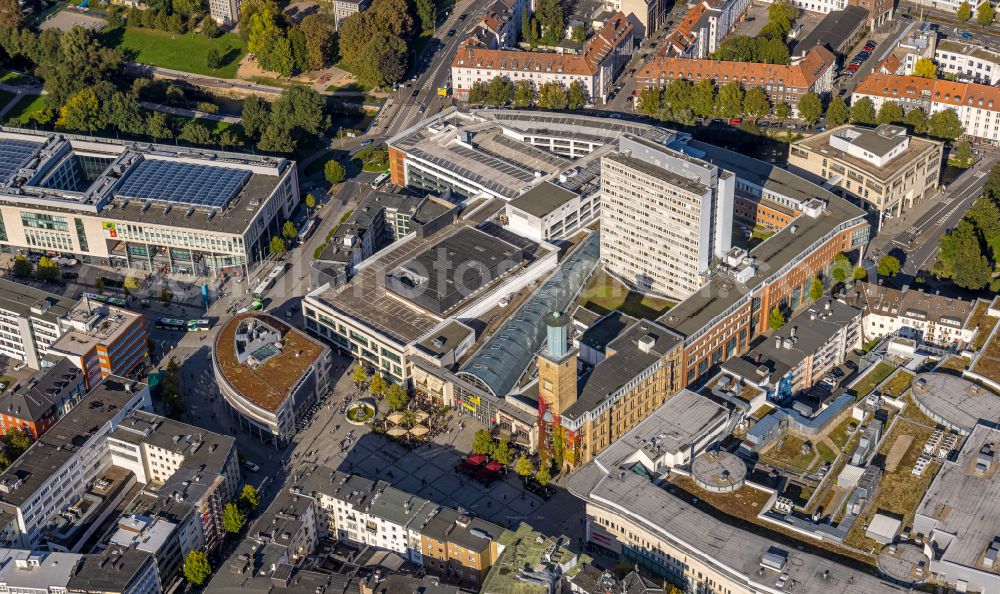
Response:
[21,212,69,232]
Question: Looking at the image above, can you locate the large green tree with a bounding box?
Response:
[936,219,991,289]
[977,1,995,26]
[716,82,743,118]
[904,107,928,134]
[877,101,904,124]
[239,484,260,511]
[768,306,785,330]
[743,87,770,119]
[514,80,534,107]
[472,429,495,456]
[535,0,564,45]
[849,97,877,125]
[184,551,211,586]
[486,76,513,107]
[271,85,328,141]
[826,96,849,127]
[567,80,587,109]
[877,255,901,277]
[690,79,716,118]
[324,160,346,185]
[957,0,972,21]
[797,92,822,124]
[537,81,567,109]
[928,108,964,141]
[913,57,937,78]
[222,503,246,533]
[55,88,104,132]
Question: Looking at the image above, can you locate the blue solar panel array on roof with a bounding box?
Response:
[116,159,250,208]
[0,139,40,180]
[457,232,601,398]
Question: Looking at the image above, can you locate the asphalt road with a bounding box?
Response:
[867,155,997,276]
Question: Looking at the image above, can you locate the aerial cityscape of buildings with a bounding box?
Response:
[2,0,1000,591]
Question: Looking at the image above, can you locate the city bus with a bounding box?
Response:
[370,172,389,190]
[187,319,210,332]
[297,218,315,243]
[82,293,129,308]
[155,318,187,331]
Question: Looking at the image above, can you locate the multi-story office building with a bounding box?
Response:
[503,172,601,243]
[451,12,636,104]
[853,73,1000,144]
[0,280,76,370]
[567,419,900,592]
[904,0,983,15]
[48,299,148,389]
[0,377,151,549]
[788,124,943,217]
[600,133,733,300]
[212,313,331,447]
[0,130,299,277]
[636,47,837,116]
[0,549,86,594]
[0,358,86,439]
[849,282,981,350]
[208,0,240,25]
[108,411,241,554]
[0,282,147,384]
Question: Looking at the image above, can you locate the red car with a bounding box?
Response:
[729,118,742,126]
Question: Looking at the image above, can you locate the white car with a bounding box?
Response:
[360,139,373,146]
[13,361,26,371]
[244,461,260,472]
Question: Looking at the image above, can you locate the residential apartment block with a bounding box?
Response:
[600,134,733,300]
[207,468,505,593]
[849,282,981,350]
[788,124,943,216]
[853,73,1000,144]
[603,0,667,37]
[722,297,862,400]
[0,358,86,439]
[0,377,152,549]
[663,0,751,58]
[635,47,837,116]
[0,130,299,277]
[451,12,636,104]
[935,39,1000,85]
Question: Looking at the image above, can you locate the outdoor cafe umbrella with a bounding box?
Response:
[386,426,408,437]
[409,425,430,437]
[386,411,405,425]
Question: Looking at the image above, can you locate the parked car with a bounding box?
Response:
[360,139,373,146]
[448,29,456,36]
[458,13,466,20]
[729,118,742,126]
[244,461,260,472]
[845,360,858,371]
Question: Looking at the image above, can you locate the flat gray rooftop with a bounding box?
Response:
[911,372,1000,434]
[507,181,578,218]
[914,423,1000,573]
[568,464,905,594]
[659,194,866,338]
[597,389,729,465]
[0,278,77,321]
[687,140,840,207]
[0,376,144,508]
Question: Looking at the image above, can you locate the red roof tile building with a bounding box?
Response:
[853,72,1000,143]
[451,12,637,104]
[635,47,837,115]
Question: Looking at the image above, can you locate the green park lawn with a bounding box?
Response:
[3,94,47,125]
[111,28,245,78]
[0,69,33,86]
